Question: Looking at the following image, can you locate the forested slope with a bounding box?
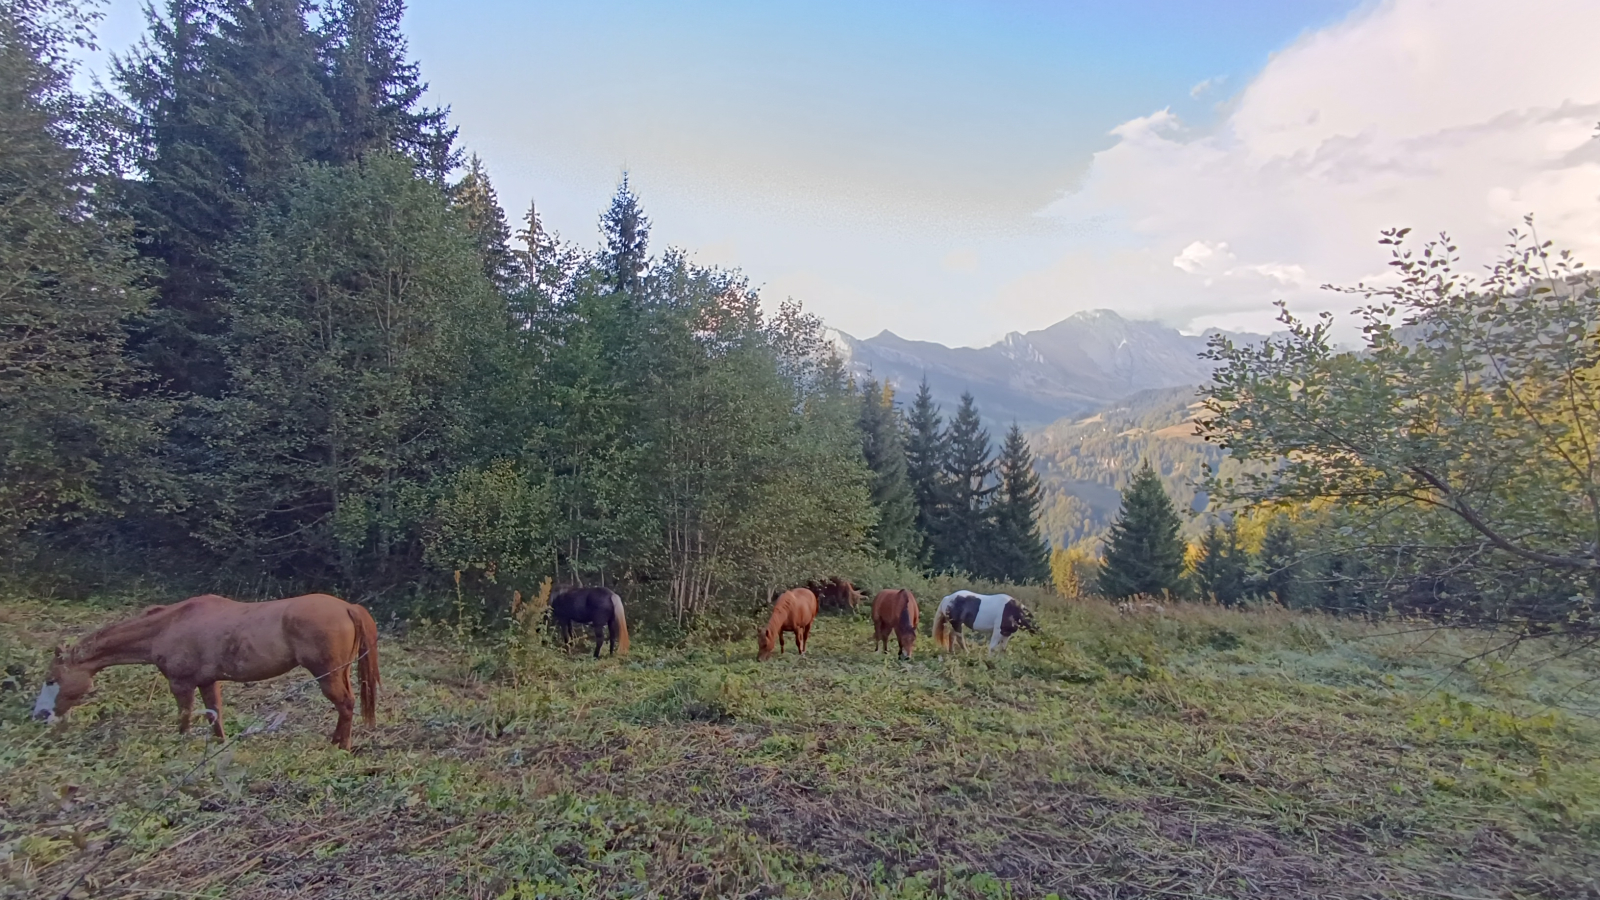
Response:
[1029,387,1222,550]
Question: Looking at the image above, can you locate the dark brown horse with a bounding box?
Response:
[32,594,380,751]
[549,586,630,658]
[757,588,818,661]
[807,577,864,612]
[871,589,920,658]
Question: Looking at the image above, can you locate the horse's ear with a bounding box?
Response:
[53,644,66,660]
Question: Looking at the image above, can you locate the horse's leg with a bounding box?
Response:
[989,629,1005,654]
[799,624,810,655]
[590,622,604,660]
[315,665,357,751]
[169,680,196,735]
[200,682,226,739]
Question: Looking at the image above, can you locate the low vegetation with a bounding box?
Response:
[4,592,1597,899]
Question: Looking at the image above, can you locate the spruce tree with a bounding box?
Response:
[857,377,921,564]
[599,172,649,298]
[0,0,163,542]
[1098,461,1186,598]
[451,154,517,292]
[903,378,948,569]
[516,200,568,293]
[989,423,1050,582]
[321,0,453,166]
[943,391,995,575]
[1193,518,1249,605]
[114,0,338,397]
[1257,515,1303,607]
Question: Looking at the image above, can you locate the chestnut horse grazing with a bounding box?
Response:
[871,589,919,658]
[757,588,818,661]
[32,594,379,751]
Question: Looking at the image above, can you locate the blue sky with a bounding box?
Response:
[77,0,1600,346]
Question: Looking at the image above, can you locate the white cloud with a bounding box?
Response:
[1022,0,1600,335]
[1172,240,1232,274]
[1189,76,1224,99]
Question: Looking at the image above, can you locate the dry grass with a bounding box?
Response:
[2,594,1598,899]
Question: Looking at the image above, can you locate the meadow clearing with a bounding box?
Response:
[2,591,1597,900]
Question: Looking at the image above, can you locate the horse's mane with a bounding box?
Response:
[897,590,916,632]
[763,590,807,637]
[71,600,197,661]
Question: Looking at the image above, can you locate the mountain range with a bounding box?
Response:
[828,309,1267,427]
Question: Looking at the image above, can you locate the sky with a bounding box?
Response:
[76,0,1600,347]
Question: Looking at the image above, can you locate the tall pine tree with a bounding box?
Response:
[321,0,453,167]
[115,0,338,397]
[988,423,1050,582]
[1192,518,1249,605]
[903,378,948,569]
[857,377,921,564]
[1256,515,1303,607]
[599,172,649,298]
[1098,461,1186,598]
[943,391,995,575]
[0,0,163,543]
[451,154,517,293]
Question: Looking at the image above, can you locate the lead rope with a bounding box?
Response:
[50,648,372,900]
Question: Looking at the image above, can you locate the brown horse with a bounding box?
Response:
[871,589,920,658]
[32,594,380,751]
[757,588,818,661]
[807,577,864,612]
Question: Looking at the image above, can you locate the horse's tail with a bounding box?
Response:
[348,604,380,726]
[610,591,630,655]
[933,608,950,649]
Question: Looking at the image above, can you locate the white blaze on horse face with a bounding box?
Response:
[32,681,60,722]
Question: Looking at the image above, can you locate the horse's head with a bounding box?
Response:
[896,627,916,659]
[756,627,775,662]
[32,645,92,723]
[1002,599,1039,636]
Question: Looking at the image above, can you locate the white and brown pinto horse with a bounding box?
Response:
[932,591,1038,654]
[33,594,380,751]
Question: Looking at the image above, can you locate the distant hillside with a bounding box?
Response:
[830,309,1265,427]
[1027,386,1223,550]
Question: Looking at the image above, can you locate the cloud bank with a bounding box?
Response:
[1012,0,1600,336]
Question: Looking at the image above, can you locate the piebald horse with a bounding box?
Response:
[758,588,818,661]
[32,594,380,751]
[932,591,1038,654]
[871,589,920,658]
[549,587,631,658]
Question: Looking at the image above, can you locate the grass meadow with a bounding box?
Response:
[2,590,1598,899]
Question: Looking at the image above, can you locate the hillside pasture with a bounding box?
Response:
[1,594,1597,899]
